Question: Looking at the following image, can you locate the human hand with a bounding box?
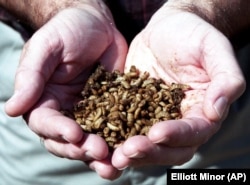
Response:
[5,6,127,179]
[111,6,246,169]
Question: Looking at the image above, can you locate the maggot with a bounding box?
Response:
[67,65,187,150]
[107,122,120,131]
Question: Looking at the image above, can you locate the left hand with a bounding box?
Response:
[5,7,127,179]
[111,5,245,169]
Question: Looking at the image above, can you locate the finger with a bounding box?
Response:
[43,134,109,161]
[148,118,219,147]
[111,146,131,170]
[27,107,84,143]
[5,32,62,117]
[88,155,123,180]
[112,136,196,169]
[202,34,246,121]
[204,71,245,121]
[99,29,127,72]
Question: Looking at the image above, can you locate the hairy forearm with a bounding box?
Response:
[0,0,112,29]
[167,0,250,40]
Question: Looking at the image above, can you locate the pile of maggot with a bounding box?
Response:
[72,65,189,149]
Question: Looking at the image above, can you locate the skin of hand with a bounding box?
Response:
[111,6,246,169]
[3,1,246,181]
[5,7,128,179]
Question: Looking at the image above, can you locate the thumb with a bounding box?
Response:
[203,49,246,122]
[5,33,61,117]
[204,71,245,122]
[202,32,246,122]
[4,69,45,117]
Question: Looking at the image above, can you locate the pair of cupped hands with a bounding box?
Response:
[5,4,245,180]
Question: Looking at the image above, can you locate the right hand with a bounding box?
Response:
[5,6,128,179]
[111,6,246,170]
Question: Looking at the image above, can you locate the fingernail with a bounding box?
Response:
[213,96,228,119]
[62,136,70,143]
[7,90,20,104]
[88,163,96,171]
[118,165,128,170]
[128,152,145,159]
[85,151,94,161]
[5,90,21,115]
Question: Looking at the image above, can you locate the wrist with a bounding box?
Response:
[0,0,114,29]
[165,0,250,40]
[165,0,228,34]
